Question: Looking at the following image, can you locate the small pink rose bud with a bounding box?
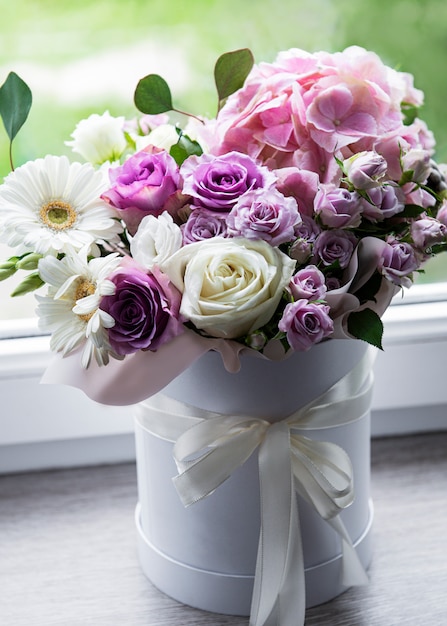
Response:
[401,149,432,183]
[411,216,447,249]
[343,151,387,189]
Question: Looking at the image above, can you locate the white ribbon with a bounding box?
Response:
[136,348,375,626]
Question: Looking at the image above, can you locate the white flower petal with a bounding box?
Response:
[0,155,123,256]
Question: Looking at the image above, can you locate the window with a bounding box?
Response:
[1,0,446,473]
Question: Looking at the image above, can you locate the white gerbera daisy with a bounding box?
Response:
[36,248,122,368]
[0,155,123,256]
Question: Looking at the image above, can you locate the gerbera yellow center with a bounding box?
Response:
[39,200,77,230]
[75,279,96,322]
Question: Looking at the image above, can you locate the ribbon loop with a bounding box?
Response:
[290,435,355,519]
[173,415,269,507]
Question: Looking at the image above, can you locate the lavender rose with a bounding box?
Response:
[289,216,321,263]
[100,264,183,355]
[227,187,301,245]
[378,237,421,287]
[401,148,432,184]
[438,200,447,227]
[313,229,358,269]
[278,300,334,351]
[180,151,276,212]
[411,216,447,250]
[314,186,363,229]
[182,209,228,244]
[360,184,405,222]
[101,147,181,233]
[343,151,387,189]
[288,265,327,301]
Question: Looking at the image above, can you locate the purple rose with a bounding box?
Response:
[401,148,432,183]
[180,151,275,212]
[226,187,301,245]
[101,147,181,233]
[294,215,321,242]
[100,264,183,355]
[279,300,334,351]
[288,265,327,301]
[314,186,363,229]
[360,184,405,221]
[378,237,421,287]
[411,216,447,250]
[438,201,447,227]
[343,151,387,189]
[325,276,342,291]
[289,216,321,263]
[182,209,228,244]
[313,229,358,269]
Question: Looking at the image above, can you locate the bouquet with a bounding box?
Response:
[1,46,446,373]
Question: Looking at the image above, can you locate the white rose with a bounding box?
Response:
[130,212,183,270]
[66,111,127,165]
[135,123,179,152]
[163,237,296,339]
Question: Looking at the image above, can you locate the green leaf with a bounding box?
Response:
[401,101,419,126]
[11,272,44,296]
[134,74,173,115]
[398,170,415,186]
[0,71,32,142]
[170,132,203,166]
[430,242,447,255]
[399,203,426,218]
[347,308,384,350]
[214,48,254,110]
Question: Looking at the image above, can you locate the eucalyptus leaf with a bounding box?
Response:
[347,308,384,350]
[0,71,32,143]
[214,48,254,110]
[134,74,173,115]
[11,272,44,297]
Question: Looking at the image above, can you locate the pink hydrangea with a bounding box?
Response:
[207,45,418,179]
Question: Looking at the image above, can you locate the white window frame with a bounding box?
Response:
[1,283,447,474]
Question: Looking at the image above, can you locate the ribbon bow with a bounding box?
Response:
[137,348,374,626]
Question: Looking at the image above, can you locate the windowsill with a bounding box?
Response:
[1,291,447,474]
[1,431,446,625]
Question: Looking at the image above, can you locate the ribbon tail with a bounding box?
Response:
[327,515,369,587]
[250,423,306,626]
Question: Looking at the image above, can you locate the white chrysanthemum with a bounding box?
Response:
[36,249,122,368]
[0,155,123,256]
[66,111,127,165]
[130,211,183,270]
[135,123,179,152]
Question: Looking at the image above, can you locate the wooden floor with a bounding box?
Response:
[1,432,447,626]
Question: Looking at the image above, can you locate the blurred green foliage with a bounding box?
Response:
[1,0,446,282]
